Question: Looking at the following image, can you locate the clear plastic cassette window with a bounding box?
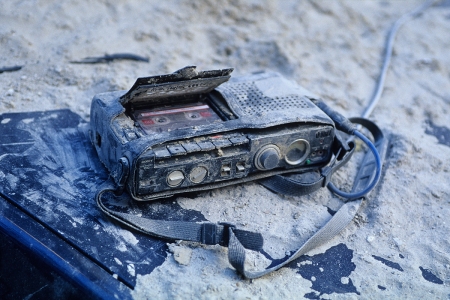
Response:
[133,102,223,134]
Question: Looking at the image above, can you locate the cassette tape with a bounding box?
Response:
[135,102,223,134]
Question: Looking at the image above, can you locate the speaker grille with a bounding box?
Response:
[223,82,312,116]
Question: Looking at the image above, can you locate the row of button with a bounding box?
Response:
[167,161,247,187]
[153,135,249,159]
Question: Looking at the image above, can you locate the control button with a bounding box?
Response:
[182,142,201,153]
[197,141,215,151]
[167,170,184,187]
[229,136,249,145]
[167,145,187,156]
[236,162,246,172]
[125,130,137,141]
[153,148,171,159]
[255,145,281,170]
[189,166,208,183]
[212,139,232,148]
[285,139,310,165]
[221,163,231,177]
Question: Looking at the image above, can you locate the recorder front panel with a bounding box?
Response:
[135,124,334,195]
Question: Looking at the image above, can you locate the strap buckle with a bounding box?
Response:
[218,222,236,230]
[218,222,236,247]
[201,222,236,246]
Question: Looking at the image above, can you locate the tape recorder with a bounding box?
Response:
[90,66,337,201]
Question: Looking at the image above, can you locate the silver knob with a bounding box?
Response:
[285,139,310,165]
[167,170,184,187]
[189,166,208,183]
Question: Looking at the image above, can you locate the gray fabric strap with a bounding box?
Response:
[96,185,263,251]
[228,199,362,279]
[97,186,362,279]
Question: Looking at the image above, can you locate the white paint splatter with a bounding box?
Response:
[117,242,127,252]
[127,264,136,277]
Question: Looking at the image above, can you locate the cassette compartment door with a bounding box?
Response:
[119,66,233,106]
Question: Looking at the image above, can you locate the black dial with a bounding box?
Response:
[255,145,281,170]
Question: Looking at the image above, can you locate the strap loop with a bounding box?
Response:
[201,223,220,245]
[320,166,333,187]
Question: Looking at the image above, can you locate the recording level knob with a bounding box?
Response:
[255,145,281,170]
[167,170,184,187]
[189,166,208,183]
[285,139,310,166]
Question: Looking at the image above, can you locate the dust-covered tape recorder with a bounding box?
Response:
[90,66,338,201]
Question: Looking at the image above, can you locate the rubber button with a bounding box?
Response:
[167,145,187,156]
[212,139,232,148]
[229,136,249,145]
[182,142,201,153]
[197,141,215,151]
[154,148,171,158]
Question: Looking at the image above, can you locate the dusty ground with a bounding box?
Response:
[1,0,449,299]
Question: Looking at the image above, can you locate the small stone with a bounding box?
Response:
[6,89,14,96]
[367,235,375,243]
[168,244,192,266]
[431,191,441,199]
[393,238,403,246]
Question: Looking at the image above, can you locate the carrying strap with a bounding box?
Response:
[227,118,387,278]
[228,199,363,278]
[96,186,263,252]
[96,118,386,279]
